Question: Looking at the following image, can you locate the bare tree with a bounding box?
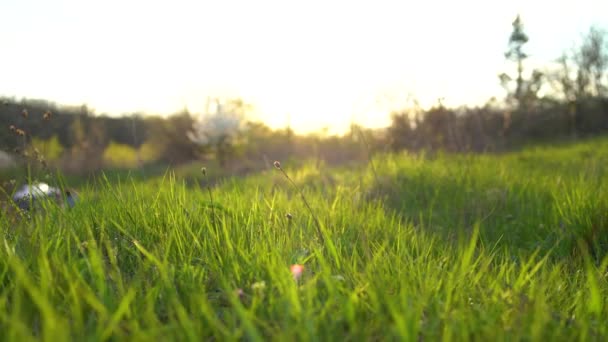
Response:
[575,26,608,98]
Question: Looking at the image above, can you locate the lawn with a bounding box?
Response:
[1,138,607,341]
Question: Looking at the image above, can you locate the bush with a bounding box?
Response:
[102,142,139,168]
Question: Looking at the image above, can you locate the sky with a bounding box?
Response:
[1,0,607,134]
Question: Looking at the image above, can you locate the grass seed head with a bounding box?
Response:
[273,160,281,169]
[251,281,266,291]
[332,275,345,282]
[201,167,207,176]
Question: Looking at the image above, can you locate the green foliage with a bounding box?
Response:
[138,141,162,164]
[506,15,529,61]
[102,142,139,168]
[1,138,608,340]
[30,136,64,161]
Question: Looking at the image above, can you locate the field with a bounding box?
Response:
[1,138,608,341]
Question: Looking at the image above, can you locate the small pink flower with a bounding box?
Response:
[290,264,304,281]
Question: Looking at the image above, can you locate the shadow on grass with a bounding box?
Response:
[367,168,608,262]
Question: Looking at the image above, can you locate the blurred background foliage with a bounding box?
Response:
[0,20,606,180]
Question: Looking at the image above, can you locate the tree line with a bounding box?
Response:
[388,18,607,152]
[1,16,607,174]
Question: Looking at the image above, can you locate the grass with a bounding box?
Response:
[1,137,608,340]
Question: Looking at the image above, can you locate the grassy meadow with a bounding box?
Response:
[1,137,608,341]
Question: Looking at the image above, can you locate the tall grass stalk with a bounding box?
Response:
[274,160,325,245]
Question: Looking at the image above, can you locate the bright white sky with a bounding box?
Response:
[1,0,606,134]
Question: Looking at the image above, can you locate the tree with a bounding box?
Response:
[144,112,198,165]
[499,15,544,109]
[549,27,608,135]
[575,26,608,98]
[506,15,529,104]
